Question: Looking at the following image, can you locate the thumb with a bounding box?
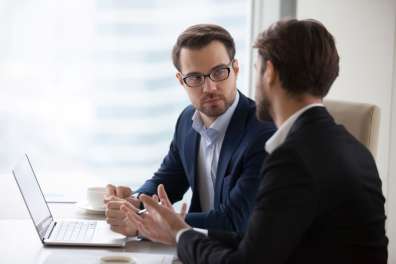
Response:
[121,201,139,213]
[158,184,172,208]
[105,184,116,196]
[180,203,187,219]
[140,194,166,214]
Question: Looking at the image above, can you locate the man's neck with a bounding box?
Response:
[272,95,322,128]
[200,113,216,128]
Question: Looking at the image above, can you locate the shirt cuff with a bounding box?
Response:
[176,227,208,243]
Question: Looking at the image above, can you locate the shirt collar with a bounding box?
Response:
[192,91,240,144]
[265,103,324,154]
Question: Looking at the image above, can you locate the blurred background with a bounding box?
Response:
[0,0,250,200]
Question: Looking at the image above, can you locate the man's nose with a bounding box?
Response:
[202,76,217,92]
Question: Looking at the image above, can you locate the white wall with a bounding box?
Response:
[388,14,396,263]
[297,0,395,190]
[297,0,396,262]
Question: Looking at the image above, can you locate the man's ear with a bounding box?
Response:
[176,72,184,86]
[265,60,277,85]
[232,59,240,76]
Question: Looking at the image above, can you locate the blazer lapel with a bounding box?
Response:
[185,128,200,194]
[214,93,249,206]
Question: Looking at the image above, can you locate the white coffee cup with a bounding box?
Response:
[86,187,106,209]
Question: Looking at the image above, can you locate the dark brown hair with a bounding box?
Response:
[172,24,236,72]
[254,18,339,98]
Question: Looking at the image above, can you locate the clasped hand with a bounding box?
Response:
[105,184,190,245]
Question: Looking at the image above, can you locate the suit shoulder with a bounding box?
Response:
[174,105,195,126]
[179,105,195,119]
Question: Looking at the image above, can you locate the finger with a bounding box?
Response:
[104,195,112,203]
[135,213,157,240]
[107,201,123,210]
[152,194,159,203]
[122,201,140,213]
[105,207,125,218]
[116,186,132,198]
[115,187,124,198]
[140,194,166,215]
[105,184,116,195]
[110,225,128,236]
[106,208,126,219]
[106,200,137,212]
[157,184,170,203]
[104,194,120,204]
[106,217,126,226]
[136,222,152,241]
[157,184,172,208]
[140,220,156,240]
[126,196,141,208]
[122,205,143,226]
[132,209,164,243]
[180,203,187,219]
[110,225,123,233]
[105,196,124,205]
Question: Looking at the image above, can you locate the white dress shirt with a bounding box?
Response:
[265,103,324,154]
[191,92,240,212]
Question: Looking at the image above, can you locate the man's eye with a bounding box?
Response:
[186,75,203,83]
[212,68,228,79]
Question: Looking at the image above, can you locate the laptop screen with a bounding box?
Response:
[12,154,53,240]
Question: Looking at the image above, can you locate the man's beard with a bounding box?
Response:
[199,96,226,117]
[256,94,273,122]
[198,92,233,118]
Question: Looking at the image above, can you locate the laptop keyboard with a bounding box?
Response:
[51,221,97,242]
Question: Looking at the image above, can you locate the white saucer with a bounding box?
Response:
[76,201,106,215]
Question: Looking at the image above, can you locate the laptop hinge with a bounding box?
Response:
[44,221,57,240]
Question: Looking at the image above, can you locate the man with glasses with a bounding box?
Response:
[104,24,276,236]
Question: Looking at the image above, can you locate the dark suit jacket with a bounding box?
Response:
[177,106,388,264]
[137,91,276,232]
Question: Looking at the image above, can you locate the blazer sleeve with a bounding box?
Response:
[136,115,190,204]
[177,147,317,264]
[185,127,274,232]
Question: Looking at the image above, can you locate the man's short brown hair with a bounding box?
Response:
[254,19,339,98]
[172,24,236,72]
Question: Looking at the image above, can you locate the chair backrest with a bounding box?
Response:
[323,99,380,158]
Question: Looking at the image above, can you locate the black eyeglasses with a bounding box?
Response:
[181,60,234,88]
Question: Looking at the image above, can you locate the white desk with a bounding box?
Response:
[0,203,177,263]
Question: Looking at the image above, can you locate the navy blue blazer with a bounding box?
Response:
[137,91,276,232]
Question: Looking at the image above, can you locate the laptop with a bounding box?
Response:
[12,154,127,247]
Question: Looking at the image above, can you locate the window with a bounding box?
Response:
[0,0,250,201]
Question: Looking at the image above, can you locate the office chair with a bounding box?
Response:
[323,99,380,159]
